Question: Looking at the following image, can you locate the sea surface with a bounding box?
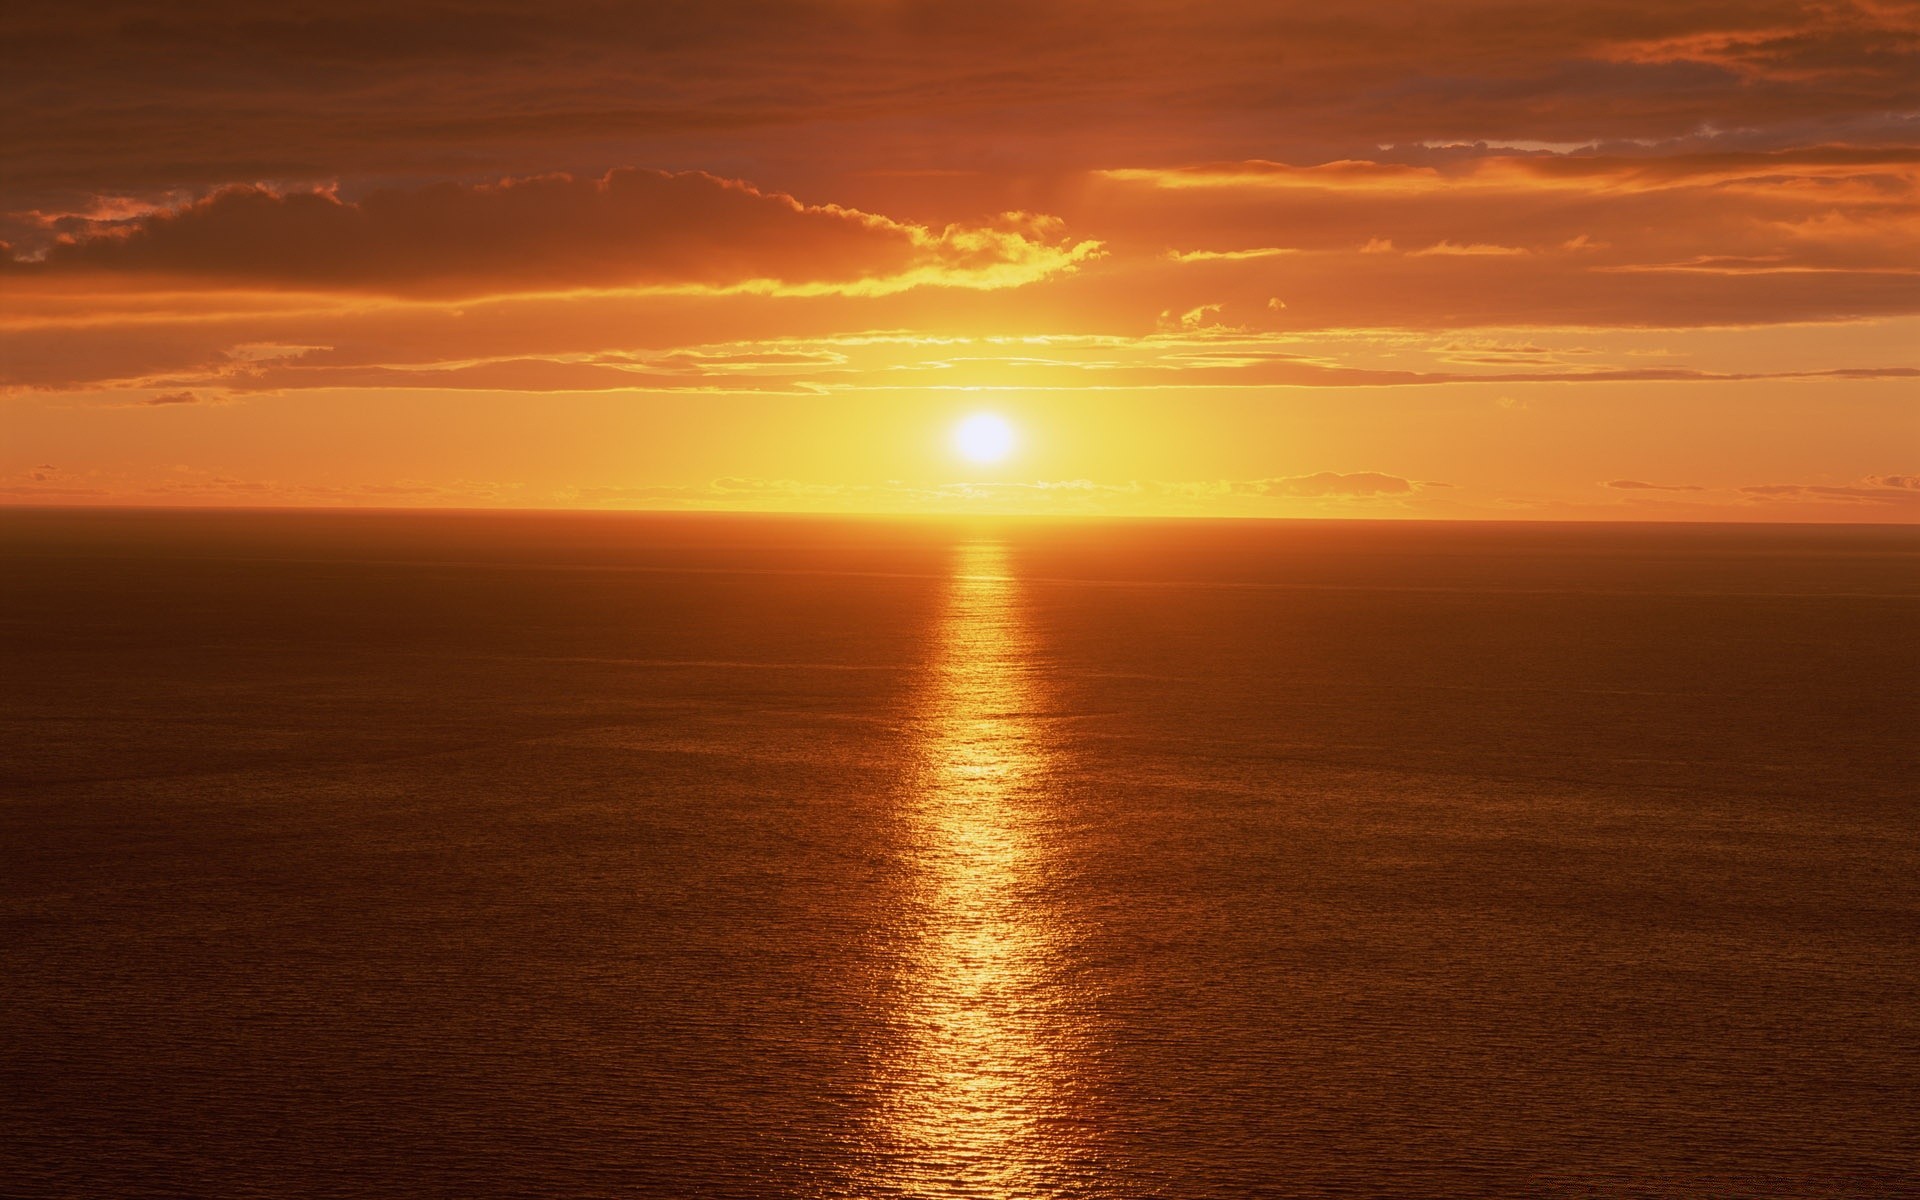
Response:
[2,509,1916,1198]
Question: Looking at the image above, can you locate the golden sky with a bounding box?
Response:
[3,0,1917,519]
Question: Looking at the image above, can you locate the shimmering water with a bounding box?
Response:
[3,510,1916,1198]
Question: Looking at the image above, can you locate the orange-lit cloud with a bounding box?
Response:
[1237,472,1423,497]
[1606,479,1707,492]
[1741,477,1920,506]
[5,171,1097,298]
[2,0,1915,520]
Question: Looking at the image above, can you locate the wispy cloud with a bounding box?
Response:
[1741,477,1920,506]
[1165,247,1300,263]
[1605,479,1706,492]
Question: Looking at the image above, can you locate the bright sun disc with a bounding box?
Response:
[954,413,1017,463]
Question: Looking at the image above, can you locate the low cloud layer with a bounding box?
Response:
[8,317,1917,399]
[1606,479,1707,492]
[5,170,1097,298]
[2,0,1913,521]
[1741,479,1920,506]
[1239,472,1420,498]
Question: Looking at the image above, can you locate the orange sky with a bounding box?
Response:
[3,0,1916,519]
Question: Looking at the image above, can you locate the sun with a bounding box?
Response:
[953,412,1018,464]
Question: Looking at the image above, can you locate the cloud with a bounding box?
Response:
[1596,5,1920,83]
[121,469,515,505]
[0,485,107,498]
[1104,160,1445,192]
[555,472,1444,513]
[1165,246,1299,263]
[1739,476,1920,505]
[1407,241,1529,257]
[1152,303,1240,334]
[8,0,1916,232]
[1073,144,1920,329]
[4,170,1099,298]
[6,13,1919,339]
[1605,479,1707,491]
[0,2,1912,521]
[1238,471,1420,497]
[188,358,826,396]
[0,43,1909,326]
[11,308,1918,396]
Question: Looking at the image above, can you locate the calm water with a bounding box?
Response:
[2,510,1916,1198]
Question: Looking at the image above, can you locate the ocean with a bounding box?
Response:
[3,509,1916,1197]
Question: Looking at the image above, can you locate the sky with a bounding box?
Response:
[2,0,1917,520]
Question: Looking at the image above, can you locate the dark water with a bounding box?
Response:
[3,509,1917,1198]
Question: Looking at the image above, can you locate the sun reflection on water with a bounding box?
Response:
[860,540,1113,1198]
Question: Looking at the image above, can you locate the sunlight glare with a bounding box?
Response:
[858,540,1112,1194]
[954,413,1018,464]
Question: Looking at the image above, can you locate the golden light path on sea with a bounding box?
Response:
[858,540,1113,1197]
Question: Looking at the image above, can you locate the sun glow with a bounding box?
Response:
[953,412,1018,464]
